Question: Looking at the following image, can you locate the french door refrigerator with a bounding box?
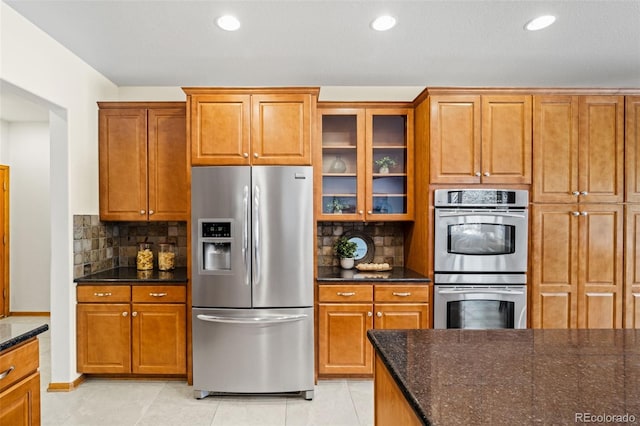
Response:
[191,166,314,400]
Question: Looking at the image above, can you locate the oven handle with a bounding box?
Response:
[437,289,525,295]
[437,211,526,218]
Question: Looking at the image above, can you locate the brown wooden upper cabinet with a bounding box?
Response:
[533,95,625,203]
[627,96,640,203]
[429,94,532,184]
[184,88,318,166]
[98,102,188,221]
[315,105,414,221]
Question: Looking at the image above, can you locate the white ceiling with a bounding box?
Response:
[2,0,640,121]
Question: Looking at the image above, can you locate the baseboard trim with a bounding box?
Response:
[48,375,85,392]
[9,311,50,317]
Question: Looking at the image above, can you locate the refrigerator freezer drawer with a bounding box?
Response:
[192,307,314,398]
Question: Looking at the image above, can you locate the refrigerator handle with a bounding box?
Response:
[197,314,307,324]
[242,185,250,286]
[253,185,261,285]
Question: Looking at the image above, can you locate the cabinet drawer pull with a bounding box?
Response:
[94,292,112,297]
[149,292,168,297]
[0,365,15,380]
[337,292,356,297]
[392,292,411,297]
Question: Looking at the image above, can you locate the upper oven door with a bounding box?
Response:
[434,208,528,273]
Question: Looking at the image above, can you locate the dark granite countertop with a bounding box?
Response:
[368,328,640,426]
[74,267,188,284]
[0,323,49,353]
[317,266,431,283]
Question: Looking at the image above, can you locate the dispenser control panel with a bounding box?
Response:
[202,222,231,238]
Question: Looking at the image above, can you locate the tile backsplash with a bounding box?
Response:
[74,216,404,277]
[317,222,404,267]
[73,215,187,278]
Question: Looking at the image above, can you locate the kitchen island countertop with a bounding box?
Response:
[317,266,430,283]
[0,322,49,352]
[74,267,187,284]
[368,328,640,425]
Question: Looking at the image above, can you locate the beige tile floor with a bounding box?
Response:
[1,316,373,426]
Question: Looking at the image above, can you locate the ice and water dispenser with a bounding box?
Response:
[199,220,233,273]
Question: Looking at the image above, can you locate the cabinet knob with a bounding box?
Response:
[148,210,154,215]
[367,210,373,215]
[572,211,580,216]
[132,311,138,317]
[580,191,589,196]
[367,312,373,317]
[483,172,490,177]
[140,210,146,215]
[581,211,589,216]
[572,191,580,196]
[475,172,481,177]
[243,152,249,158]
[122,312,128,317]
[359,210,364,215]
[254,153,259,158]
[376,312,382,318]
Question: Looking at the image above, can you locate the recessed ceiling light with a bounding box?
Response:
[371,15,396,31]
[217,15,240,31]
[524,15,556,31]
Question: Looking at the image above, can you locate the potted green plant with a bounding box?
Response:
[333,236,357,269]
[374,156,398,174]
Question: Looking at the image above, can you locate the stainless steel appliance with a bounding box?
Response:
[433,189,529,329]
[191,166,314,400]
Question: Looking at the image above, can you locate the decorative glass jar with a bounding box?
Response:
[158,242,176,271]
[136,242,154,270]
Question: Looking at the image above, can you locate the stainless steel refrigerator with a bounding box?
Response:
[191,166,314,400]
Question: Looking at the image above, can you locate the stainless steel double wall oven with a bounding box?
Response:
[433,189,529,329]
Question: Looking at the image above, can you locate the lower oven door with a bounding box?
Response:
[434,285,527,329]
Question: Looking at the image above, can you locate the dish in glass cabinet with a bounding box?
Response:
[343,231,374,264]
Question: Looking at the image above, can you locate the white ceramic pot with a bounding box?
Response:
[379,166,389,174]
[340,257,355,270]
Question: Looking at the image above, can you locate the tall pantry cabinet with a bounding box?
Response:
[530,95,625,328]
[625,96,640,328]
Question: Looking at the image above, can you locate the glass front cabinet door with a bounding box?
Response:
[316,106,413,221]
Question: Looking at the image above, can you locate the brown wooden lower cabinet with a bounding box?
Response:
[77,284,186,375]
[374,355,422,426]
[317,283,430,377]
[0,339,41,426]
[530,204,624,328]
[625,204,640,328]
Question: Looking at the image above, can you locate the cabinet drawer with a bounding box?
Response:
[132,285,186,303]
[374,285,430,303]
[0,339,39,393]
[77,285,131,303]
[318,285,373,303]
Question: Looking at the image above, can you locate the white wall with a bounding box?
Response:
[5,121,50,311]
[1,2,117,385]
[0,120,9,161]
